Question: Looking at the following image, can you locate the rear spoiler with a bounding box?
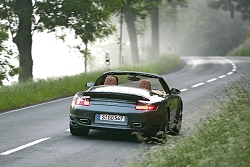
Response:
[81,91,150,101]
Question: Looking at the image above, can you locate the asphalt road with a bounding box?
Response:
[1,56,250,167]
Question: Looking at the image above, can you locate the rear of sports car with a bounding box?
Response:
[69,85,168,136]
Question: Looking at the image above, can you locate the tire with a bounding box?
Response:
[159,109,170,134]
[169,107,182,135]
[70,124,89,136]
[155,110,171,140]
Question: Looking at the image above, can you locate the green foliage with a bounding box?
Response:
[208,0,250,20]
[35,0,116,43]
[0,0,122,82]
[123,0,156,20]
[228,39,250,56]
[0,53,182,112]
[35,0,118,72]
[127,77,250,167]
[159,0,187,23]
[0,0,33,38]
[0,1,18,35]
[119,0,159,62]
[0,29,8,50]
[0,26,19,85]
[207,0,250,55]
[171,0,248,56]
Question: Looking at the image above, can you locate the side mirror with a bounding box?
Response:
[85,82,95,88]
[171,88,181,94]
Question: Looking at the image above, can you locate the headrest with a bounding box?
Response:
[138,79,151,90]
[104,76,118,85]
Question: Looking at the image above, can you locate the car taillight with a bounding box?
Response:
[75,96,90,106]
[135,102,158,111]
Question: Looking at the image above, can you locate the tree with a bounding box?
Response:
[0,0,118,82]
[36,0,117,73]
[149,0,160,57]
[122,0,155,63]
[160,1,177,51]
[208,0,250,20]
[0,25,18,85]
[150,0,187,57]
[123,3,140,62]
[174,0,247,56]
[0,0,33,82]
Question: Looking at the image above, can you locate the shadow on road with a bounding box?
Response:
[68,129,157,144]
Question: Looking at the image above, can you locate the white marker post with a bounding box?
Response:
[105,51,110,69]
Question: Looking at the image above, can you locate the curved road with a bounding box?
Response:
[1,56,250,167]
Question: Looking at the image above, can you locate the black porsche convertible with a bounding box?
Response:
[69,71,183,136]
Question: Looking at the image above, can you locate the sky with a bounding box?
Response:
[32,32,85,78]
[4,30,114,85]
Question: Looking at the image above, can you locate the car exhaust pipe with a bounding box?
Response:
[132,123,143,128]
[70,117,76,125]
[79,118,90,125]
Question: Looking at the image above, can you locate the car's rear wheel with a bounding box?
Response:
[170,107,182,135]
[155,110,170,139]
[159,109,170,134]
[70,124,89,136]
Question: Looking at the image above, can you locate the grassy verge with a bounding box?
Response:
[228,38,250,56]
[127,77,250,167]
[0,54,182,113]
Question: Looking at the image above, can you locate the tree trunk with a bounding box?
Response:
[123,4,140,63]
[13,0,33,82]
[150,0,159,57]
[119,7,123,65]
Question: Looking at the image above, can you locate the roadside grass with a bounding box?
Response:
[228,39,250,56]
[127,77,250,167]
[119,53,183,74]
[0,54,182,113]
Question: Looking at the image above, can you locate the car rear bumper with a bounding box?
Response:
[70,108,165,132]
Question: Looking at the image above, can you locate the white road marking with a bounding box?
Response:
[180,57,237,92]
[0,57,239,157]
[45,57,242,135]
[191,83,205,88]
[0,138,50,155]
[218,75,226,79]
[207,78,217,83]
[180,88,188,92]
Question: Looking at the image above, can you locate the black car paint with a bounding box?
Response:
[70,71,183,136]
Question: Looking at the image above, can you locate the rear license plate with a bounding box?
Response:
[98,114,125,122]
